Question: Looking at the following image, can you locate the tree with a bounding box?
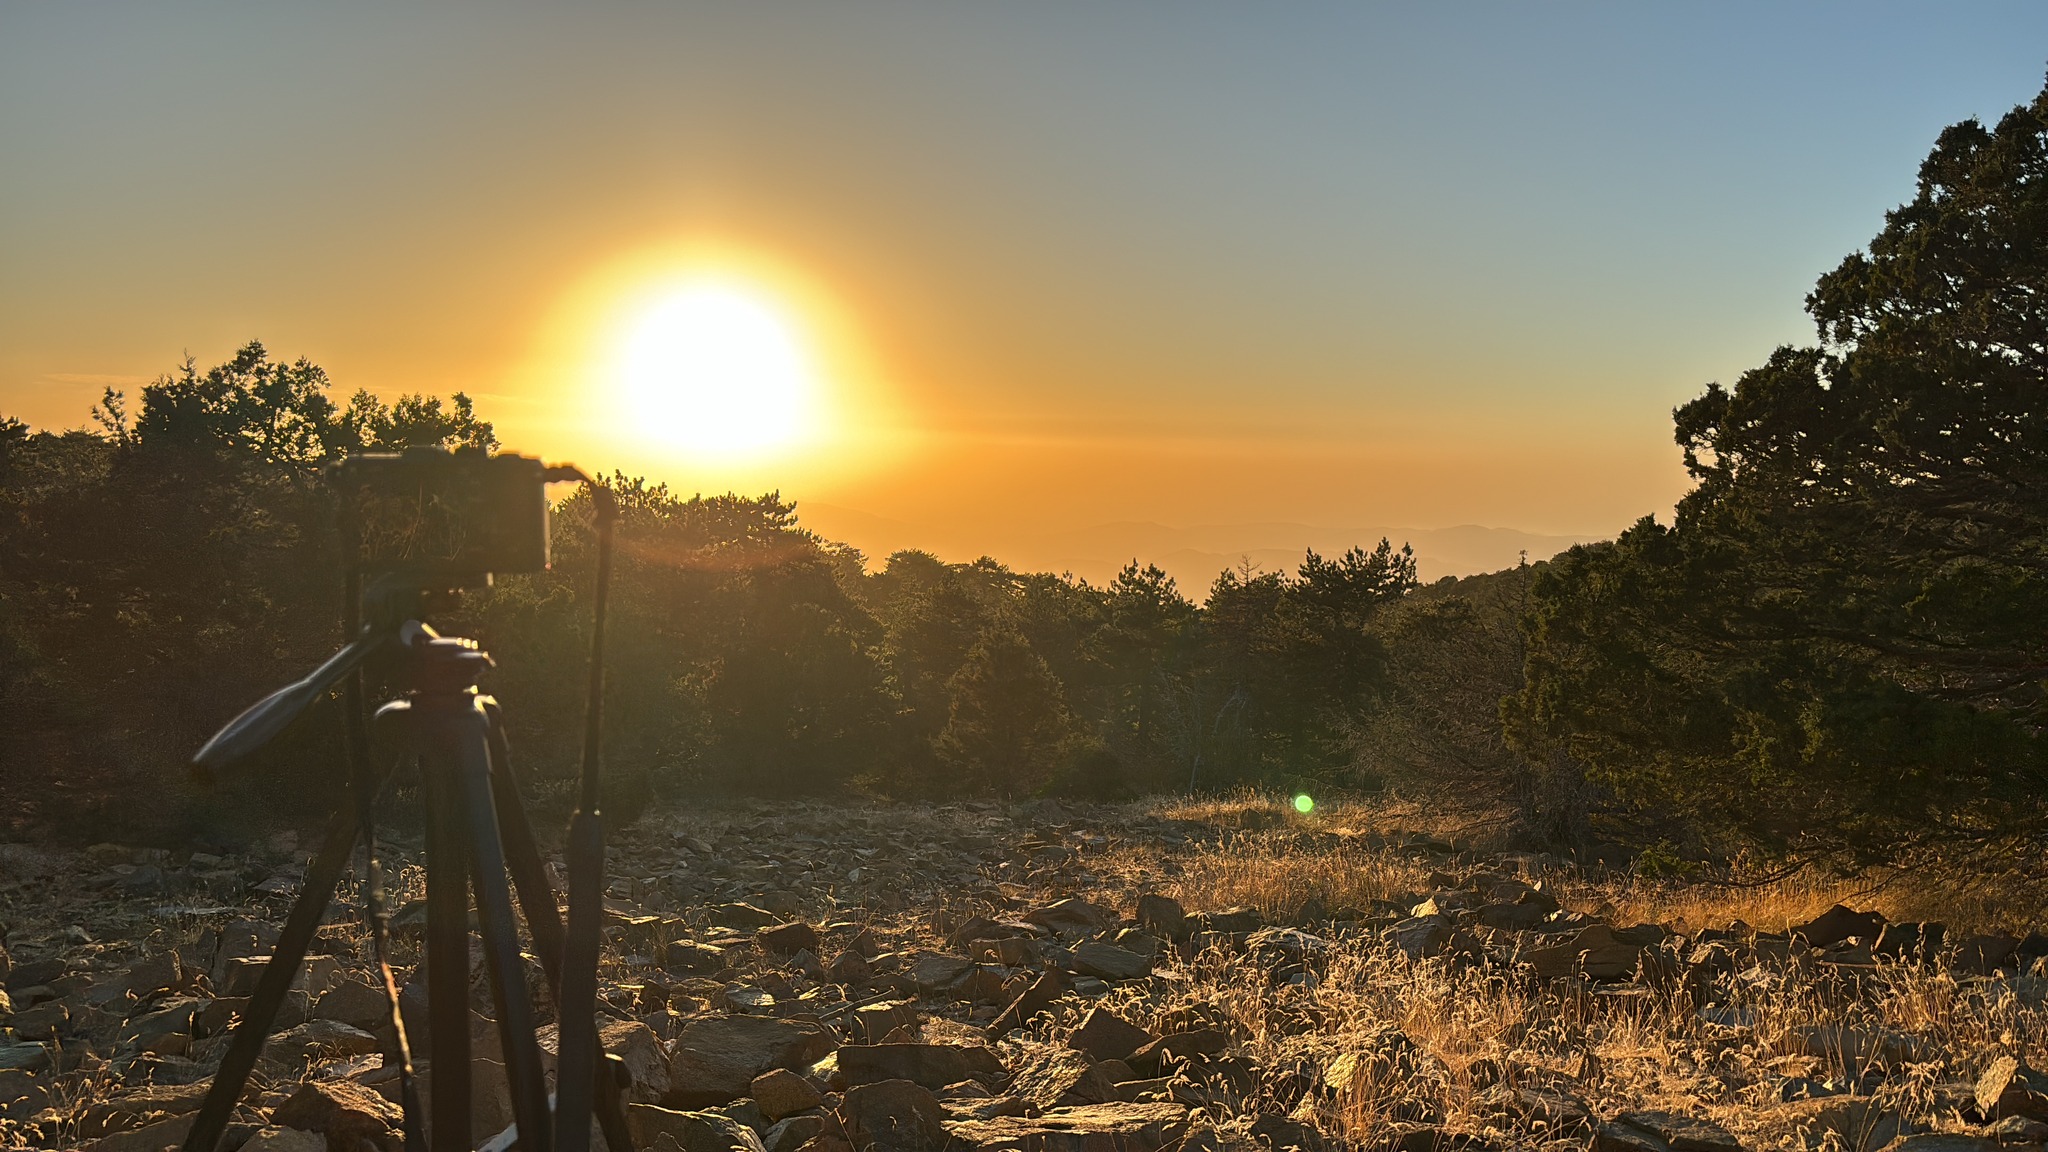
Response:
[1510,79,2048,866]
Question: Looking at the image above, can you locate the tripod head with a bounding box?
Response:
[189,578,474,779]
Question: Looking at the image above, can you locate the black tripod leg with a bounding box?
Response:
[482,707,635,1152]
[423,743,474,1152]
[182,802,365,1152]
[442,703,555,1152]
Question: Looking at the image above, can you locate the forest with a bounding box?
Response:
[9,82,2048,883]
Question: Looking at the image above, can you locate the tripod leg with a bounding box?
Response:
[182,800,367,1152]
[440,703,555,1152]
[423,743,474,1152]
[483,705,635,1152]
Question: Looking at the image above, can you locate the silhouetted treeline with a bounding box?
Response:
[0,345,1446,839]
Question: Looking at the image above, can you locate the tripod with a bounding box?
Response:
[180,471,633,1152]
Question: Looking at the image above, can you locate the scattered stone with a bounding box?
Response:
[1065,1007,1155,1064]
[761,922,822,956]
[1008,1046,1118,1108]
[668,1016,838,1107]
[1134,895,1186,942]
[753,1068,825,1121]
[629,1103,770,1152]
[270,1079,404,1152]
[837,1043,1006,1091]
[840,1078,946,1152]
[1613,1111,1741,1152]
[1066,941,1150,981]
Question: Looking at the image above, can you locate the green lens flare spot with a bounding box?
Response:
[1293,793,1314,814]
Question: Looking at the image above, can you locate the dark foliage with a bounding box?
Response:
[1509,79,2048,868]
[0,344,1424,841]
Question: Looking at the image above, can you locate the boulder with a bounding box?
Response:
[1066,942,1150,982]
[629,1104,769,1152]
[1065,1008,1155,1064]
[989,968,1072,1038]
[1977,1055,2048,1120]
[668,1015,837,1107]
[1792,905,1887,949]
[837,1044,1006,1091]
[314,978,391,1033]
[1024,899,1118,936]
[1387,916,1455,960]
[752,1068,825,1121]
[1611,1111,1740,1152]
[839,1078,946,1152]
[1008,1046,1118,1108]
[1134,895,1186,942]
[760,923,822,957]
[270,1080,404,1152]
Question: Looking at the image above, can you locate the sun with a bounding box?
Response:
[616,280,819,459]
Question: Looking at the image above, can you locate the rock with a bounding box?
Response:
[87,1111,198,1152]
[271,1080,404,1152]
[668,941,730,976]
[1126,1031,1229,1076]
[712,903,781,931]
[6,958,66,990]
[943,1101,1192,1152]
[761,923,822,957]
[0,1068,47,1117]
[314,978,391,1033]
[1985,1115,2048,1143]
[1476,902,1550,931]
[1008,1046,1118,1108]
[837,1044,1006,1091]
[827,952,874,985]
[1957,936,2024,975]
[1134,895,1186,942]
[1978,1055,2048,1120]
[1247,1113,1323,1152]
[77,1084,211,1138]
[0,1042,51,1073]
[1614,1111,1740,1152]
[1193,907,1261,935]
[124,953,182,998]
[264,1019,380,1066]
[909,953,975,994]
[238,1127,327,1152]
[989,967,1072,1038]
[1790,905,1888,948]
[1025,899,1118,936]
[9,1000,68,1040]
[629,1104,770,1152]
[765,1115,830,1152]
[753,1068,825,1121]
[1596,1120,1671,1152]
[1066,942,1150,981]
[1387,916,1455,960]
[668,1015,837,1107]
[851,1000,920,1044]
[840,1078,947,1152]
[1065,1007,1155,1064]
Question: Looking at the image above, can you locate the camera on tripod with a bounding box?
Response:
[334,446,553,588]
[182,445,632,1152]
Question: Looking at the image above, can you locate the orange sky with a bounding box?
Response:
[7,6,2048,584]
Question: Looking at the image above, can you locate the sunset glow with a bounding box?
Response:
[616,281,819,460]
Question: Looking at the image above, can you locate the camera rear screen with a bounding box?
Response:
[338,451,550,580]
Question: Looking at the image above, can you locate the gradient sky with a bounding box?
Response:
[6,4,2048,575]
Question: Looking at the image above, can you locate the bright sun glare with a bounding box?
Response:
[618,281,818,458]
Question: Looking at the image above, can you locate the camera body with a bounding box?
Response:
[331,447,550,585]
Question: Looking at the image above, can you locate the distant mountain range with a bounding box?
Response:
[796,503,1607,590]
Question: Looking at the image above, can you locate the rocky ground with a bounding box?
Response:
[5,795,2048,1152]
